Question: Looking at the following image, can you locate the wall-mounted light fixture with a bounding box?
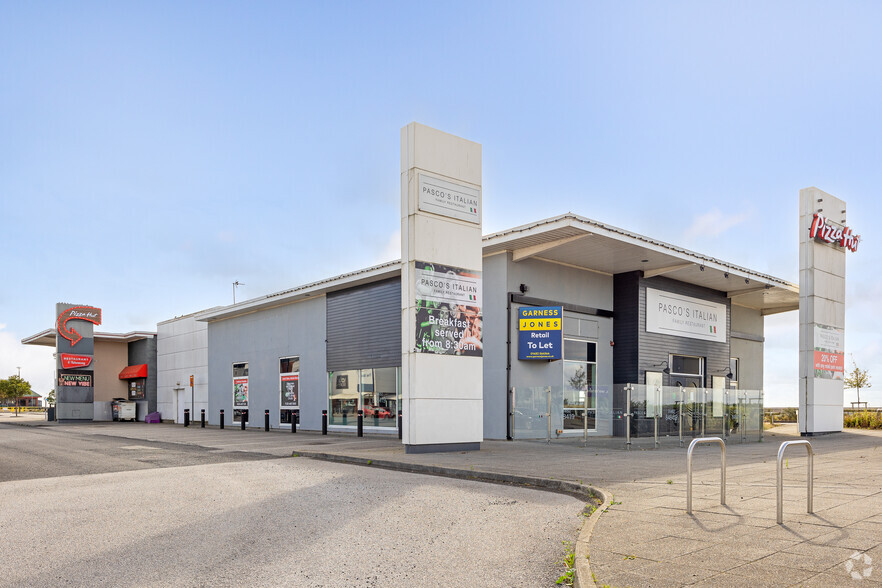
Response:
[651,361,670,374]
[519,283,528,294]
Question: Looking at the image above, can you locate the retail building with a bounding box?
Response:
[27,124,821,447]
[152,125,799,451]
[23,305,157,422]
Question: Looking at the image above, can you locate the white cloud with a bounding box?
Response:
[684,208,751,241]
[377,230,401,264]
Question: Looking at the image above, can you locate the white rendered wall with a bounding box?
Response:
[798,187,847,434]
[157,313,209,423]
[401,123,483,449]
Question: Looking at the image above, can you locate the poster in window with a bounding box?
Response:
[280,373,299,408]
[414,261,482,357]
[129,380,145,400]
[233,377,249,407]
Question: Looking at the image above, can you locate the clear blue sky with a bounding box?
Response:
[2,1,880,406]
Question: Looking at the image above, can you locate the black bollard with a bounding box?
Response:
[241,411,246,430]
[201,409,205,428]
[357,409,363,437]
[220,409,225,429]
[291,411,297,433]
[184,408,190,427]
[322,409,328,435]
[398,410,402,440]
[265,409,270,432]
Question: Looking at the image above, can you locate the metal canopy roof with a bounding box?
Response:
[21,329,157,347]
[483,214,798,315]
[164,213,799,324]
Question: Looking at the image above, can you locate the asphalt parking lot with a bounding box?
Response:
[0,423,582,587]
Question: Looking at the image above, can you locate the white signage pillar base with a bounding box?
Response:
[401,123,483,453]
[798,187,847,435]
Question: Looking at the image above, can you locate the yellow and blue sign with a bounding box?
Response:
[518,306,563,360]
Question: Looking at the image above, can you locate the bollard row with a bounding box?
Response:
[181,407,402,439]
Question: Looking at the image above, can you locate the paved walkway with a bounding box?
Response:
[8,413,882,587]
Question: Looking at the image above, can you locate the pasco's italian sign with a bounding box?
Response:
[646,288,726,343]
[418,174,480,224]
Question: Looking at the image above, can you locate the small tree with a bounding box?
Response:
[0,375,33,415]
[46,389,56,406]
[845,359,872,407]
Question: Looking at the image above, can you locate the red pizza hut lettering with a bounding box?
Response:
[809,213,860,252]
[56,306,103,346]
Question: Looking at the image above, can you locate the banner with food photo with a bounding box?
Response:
[414,261,482,357]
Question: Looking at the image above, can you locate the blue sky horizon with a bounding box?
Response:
[2,2,880,407]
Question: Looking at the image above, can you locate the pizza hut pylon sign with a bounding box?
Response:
[56,306,102,346]
[809,213,860,252]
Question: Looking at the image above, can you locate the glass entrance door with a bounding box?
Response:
[563,339,597,432]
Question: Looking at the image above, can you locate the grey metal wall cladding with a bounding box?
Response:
[613,271,731,386]
[326,279,401,372]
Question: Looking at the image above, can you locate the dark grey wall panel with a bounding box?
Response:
[613,272,640,384]
[638,275,730,386]
[57,388,94,403]
[129,336,158,413]
[613,272,731,386]
[326,279,401,372]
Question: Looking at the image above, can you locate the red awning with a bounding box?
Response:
[118,364,148,380]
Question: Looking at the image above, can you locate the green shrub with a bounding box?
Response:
[844,411,882,429]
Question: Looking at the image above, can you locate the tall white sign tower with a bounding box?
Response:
[798,187,860,435]
[401,123,484,453]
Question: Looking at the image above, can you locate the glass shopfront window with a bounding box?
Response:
[563,339,597,431]
[328,367,400,428]
[670,354,704,387]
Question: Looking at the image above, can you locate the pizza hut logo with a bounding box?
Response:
[56,306,102,346]
[809,213,860,252]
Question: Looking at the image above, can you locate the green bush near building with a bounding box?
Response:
[844,411,882,429]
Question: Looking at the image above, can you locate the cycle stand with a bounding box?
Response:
[685,438,814,524]
[777,440,814,524]
[686,437,726,515]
